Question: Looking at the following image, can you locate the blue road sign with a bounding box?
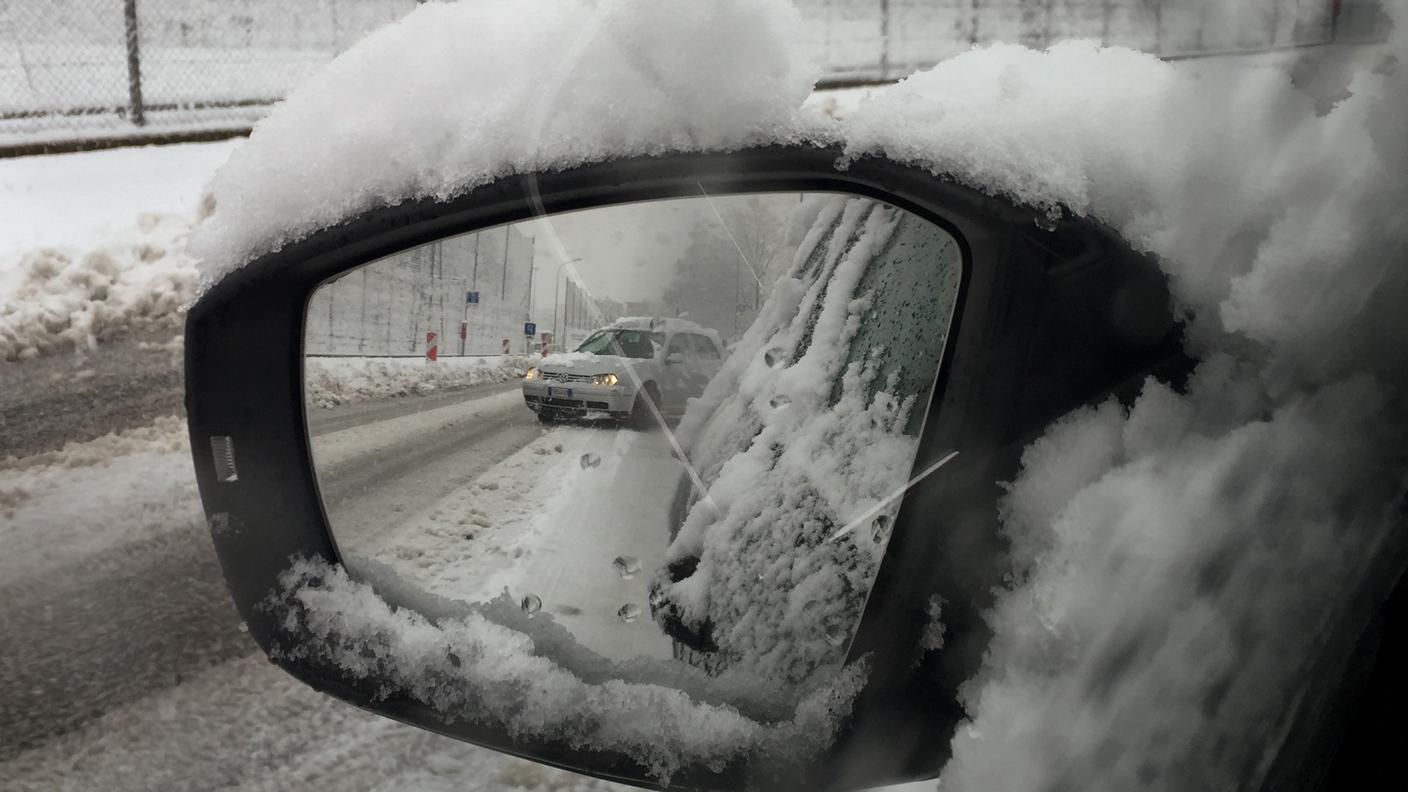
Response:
[524,322,537,336]
[466,291,480,304]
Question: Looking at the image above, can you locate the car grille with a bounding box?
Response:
[541,371,594,383]
[526,395,610,410]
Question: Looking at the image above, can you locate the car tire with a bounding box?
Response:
[629,385,660,430]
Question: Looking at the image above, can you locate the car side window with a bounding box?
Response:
[688,334,720,360]
[666,333,691,359]
[829,211,963,435]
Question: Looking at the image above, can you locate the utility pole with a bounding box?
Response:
[526,238,535,320]
[500,226,510,300]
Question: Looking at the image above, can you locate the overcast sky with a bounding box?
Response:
[515,192,806,322]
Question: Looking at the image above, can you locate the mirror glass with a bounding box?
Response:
[303,191,963,721]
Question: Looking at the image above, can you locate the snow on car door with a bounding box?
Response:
[659,333,694,414]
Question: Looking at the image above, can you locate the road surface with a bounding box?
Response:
[0,368,641,782]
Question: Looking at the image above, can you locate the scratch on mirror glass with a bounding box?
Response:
[697,181,764,289]
[828,450,959,543]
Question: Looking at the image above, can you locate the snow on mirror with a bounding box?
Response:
[301,192,962,762]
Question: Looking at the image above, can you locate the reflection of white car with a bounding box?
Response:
[521,317,724,425]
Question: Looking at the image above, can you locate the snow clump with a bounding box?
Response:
[832,16,1408,792]
[305,355,531,408]
[0,214,197,362]
[190,0,825,282]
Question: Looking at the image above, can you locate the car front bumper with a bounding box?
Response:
[521,380,635,416]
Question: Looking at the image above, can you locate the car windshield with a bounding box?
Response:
[575,328,662,358]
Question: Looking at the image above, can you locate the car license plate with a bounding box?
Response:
[547,386,572,398]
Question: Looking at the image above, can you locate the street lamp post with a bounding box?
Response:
[552,257,582,351]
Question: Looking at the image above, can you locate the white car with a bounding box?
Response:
[521,317,724,425]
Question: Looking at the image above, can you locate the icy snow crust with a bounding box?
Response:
[199,0,1408,786]
[274,558,865,781]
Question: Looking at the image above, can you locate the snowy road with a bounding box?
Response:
[310,383,544,551]
[0,336,183,459]
[311,384,680,663]
[0,378,646,788]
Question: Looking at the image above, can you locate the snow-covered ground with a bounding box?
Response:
[0,140,236,256]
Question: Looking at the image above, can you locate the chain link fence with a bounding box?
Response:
[803,0,1382,84]
[1,1,1392,155]
[1,0,415,152]
[306,223,541,357]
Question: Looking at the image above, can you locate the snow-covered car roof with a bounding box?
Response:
[605,316,720,341]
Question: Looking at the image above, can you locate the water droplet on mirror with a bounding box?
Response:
[825,629,848,647]
[769,394,792,409]
[520,594,542,616]
[612,555,642,579]
[580,453,601,469]
[764,347,785,367]
[618,604,642,623]
[236,621,248,634]
[871,514,892,544]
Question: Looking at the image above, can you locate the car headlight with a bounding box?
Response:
[523,368,541,381]
[593,373,619,386]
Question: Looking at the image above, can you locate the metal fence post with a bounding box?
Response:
[123,0,145,126]
[878,0,890,81]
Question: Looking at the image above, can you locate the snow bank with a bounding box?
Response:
[190,0,825,282]
[304,355,529,408]
[0,214,197,362]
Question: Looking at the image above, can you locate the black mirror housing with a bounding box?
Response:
[185,145,1184,791]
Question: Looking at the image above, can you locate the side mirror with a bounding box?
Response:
[186,147,1180,791]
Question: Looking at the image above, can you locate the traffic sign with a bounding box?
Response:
[524,322,536,336]
[465,291,480,304]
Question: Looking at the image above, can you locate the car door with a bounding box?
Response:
[685,333,722,396]
[657,332,694,414]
